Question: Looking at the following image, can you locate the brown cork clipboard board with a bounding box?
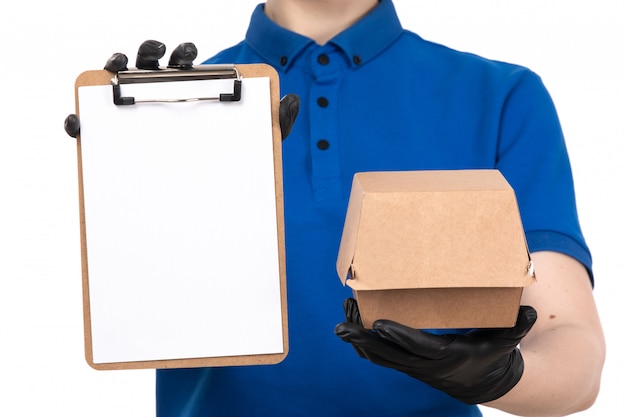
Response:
[73,64,288,370]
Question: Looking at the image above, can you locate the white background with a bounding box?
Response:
[0,1,623,416]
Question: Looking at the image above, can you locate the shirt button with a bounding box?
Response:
[317,139,330,150]
[353,55,362,65]
[317,97,329,108]
[280,56,288,66]
[317,54,330,65]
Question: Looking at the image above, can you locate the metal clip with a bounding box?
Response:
[111,65,242,105]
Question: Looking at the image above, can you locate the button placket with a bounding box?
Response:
[308,47,343,201]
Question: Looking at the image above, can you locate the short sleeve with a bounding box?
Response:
[494,69,593,283]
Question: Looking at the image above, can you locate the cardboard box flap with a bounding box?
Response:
[336,170,535,291]
[337,177,365,285]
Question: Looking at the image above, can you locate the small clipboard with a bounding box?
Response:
[73,64,288,370]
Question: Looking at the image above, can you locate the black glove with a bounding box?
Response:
[64,41,299,140]
[334,297,537,404]
[278,93,299,140]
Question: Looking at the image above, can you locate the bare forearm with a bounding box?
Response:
[483,251,605,416]
[484,325,604,416]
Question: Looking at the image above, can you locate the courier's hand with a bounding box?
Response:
[64,41,299,140]
[334,298,537,404]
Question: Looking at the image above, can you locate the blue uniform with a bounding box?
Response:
[156,1,592,415]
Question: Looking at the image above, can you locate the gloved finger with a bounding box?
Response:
[168,42,197,69]
[473,305,538,344]
[335,321,413,358]
[335,322,425,372]
[342,298,362,325]
[136,40,166,70]
[513,305,538,336]
[64,114,80,138]
[338,298,366,358]
[495,305,537,341]
[334,321,369,359]
[104,52,129,73]
[373,320,455,360]
[279,94,299,140]
[335,321,402,360]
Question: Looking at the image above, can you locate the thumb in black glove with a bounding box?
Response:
[278,93,299,140]
[334,297,537,404]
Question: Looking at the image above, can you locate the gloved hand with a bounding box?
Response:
[64,40,299,140]
[334,297,537,404]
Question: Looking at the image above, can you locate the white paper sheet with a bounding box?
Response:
[78,77,284,364]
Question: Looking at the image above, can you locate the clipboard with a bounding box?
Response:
[73,64,288,370]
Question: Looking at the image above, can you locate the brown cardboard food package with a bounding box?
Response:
[336,169,536,329]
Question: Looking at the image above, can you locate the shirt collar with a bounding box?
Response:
[245,0,404,71]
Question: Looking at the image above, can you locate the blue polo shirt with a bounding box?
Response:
[156,1,592,416]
